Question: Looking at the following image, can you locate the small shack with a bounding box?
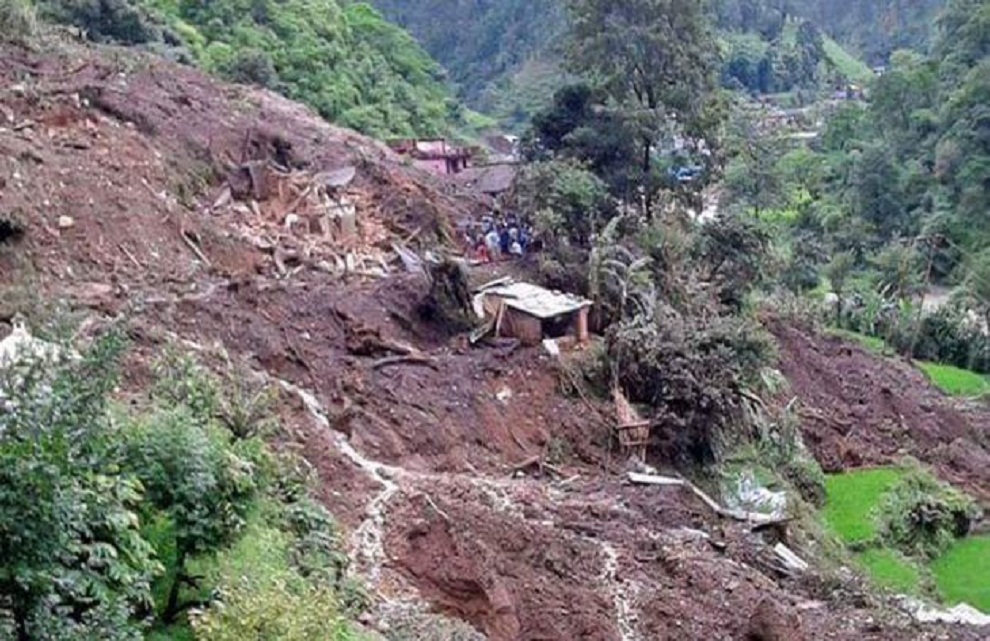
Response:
[475,279,592,346]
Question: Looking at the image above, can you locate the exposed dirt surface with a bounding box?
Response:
[3,38,987,640]
[771,320,990,504]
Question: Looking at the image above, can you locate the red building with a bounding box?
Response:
[389,139,472,175]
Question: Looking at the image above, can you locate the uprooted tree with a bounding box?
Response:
[607,303,775,467]
[419,258,474,331]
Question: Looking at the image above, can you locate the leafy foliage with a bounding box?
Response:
[192,576,352,641]
[0,330,159,640]
[608,307,775,467]
[876,464,979,559]
[371,0,566,127]
[39,0,162,44]
[0,328,358,638]
[524,83,641,198]
[0,0,36,43]
[696,213,771,310]
[35,0,473,138]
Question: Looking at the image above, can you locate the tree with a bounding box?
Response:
[525,83,641,198]
[126,353,262,622]
[824,250,856,324]
[696,213,771,310]
[0,331,160,641]
[120,406,260,622]
[962,250,990,336]
[564,0,721,211]
[512,159,612,249]
[870,243,924,303]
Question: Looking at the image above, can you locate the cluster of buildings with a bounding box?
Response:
[387,135,520,201]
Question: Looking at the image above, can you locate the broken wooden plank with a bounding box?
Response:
[180,230,211,267]
[371,354,437,370]
[627,472,686,487]
[628,472,792,527]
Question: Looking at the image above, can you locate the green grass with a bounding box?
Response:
[823,468,903,544]
[932,536,990,612]
[917,362,990,397]
[856,548,923,594]
[822,36,873,83]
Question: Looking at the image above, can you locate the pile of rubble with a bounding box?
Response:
[209,161,406,278]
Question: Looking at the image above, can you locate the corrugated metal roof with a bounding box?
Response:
[480,280,591,319]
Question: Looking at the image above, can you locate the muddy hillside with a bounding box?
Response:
[1,39,985,640]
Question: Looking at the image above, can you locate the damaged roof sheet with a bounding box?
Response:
[480,280,592,319]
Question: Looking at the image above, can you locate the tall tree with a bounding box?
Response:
[564,0,721,211]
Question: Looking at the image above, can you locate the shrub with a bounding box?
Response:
[876,465,979,559]
[0,0,36,43]
[39,0,160,44]
[0,330,160,640]
[191,576,352,641]
[220,49,279,89]
[609,305,775,466]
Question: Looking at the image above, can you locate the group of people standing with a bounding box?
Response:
[463,214,535,263]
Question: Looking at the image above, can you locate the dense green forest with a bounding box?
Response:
[716,0,990,370]
[787,0,945,64]
[369,0,899,126]
[0,332,362,640]
[31,0,485,138]
[370,0,567,127]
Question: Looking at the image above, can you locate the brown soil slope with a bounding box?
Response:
[772,321,990,504]
[0,38,483,297]
[2,39,985,640]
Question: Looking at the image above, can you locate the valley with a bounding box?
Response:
[2,1,990,640]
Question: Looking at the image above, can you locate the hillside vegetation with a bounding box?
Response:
[370,0,920,126]
[28,0,479,138]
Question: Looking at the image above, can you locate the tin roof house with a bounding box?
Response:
[474,279,592,347]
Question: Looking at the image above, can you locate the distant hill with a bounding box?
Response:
[370,0,894,127]
[369,0,566,129]
[792,0,946,65]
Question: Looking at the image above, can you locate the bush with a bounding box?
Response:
[0,330,160,640]
[39,0,160,44]
[220,49,279,89]
[609,305,775,466]
[191,576,352,641]
[876,465,979,559]
[0,0,36,43]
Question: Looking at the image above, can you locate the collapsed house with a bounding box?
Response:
[454,163,518,201]
[474,279,592,347]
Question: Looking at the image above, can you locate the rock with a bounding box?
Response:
[746,598,806,641]
[58,215,75,229]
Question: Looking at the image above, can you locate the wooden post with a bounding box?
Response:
[575,307,590,343]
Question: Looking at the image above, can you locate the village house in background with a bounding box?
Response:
[388,138,472,175]
[482,134,521,164]
[474,279,592,347]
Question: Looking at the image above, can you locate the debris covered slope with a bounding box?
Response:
[2,39,987,640]
[0,38,484,294]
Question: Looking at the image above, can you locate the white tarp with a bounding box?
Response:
[0,319,68,367]
[901,597,990,626]
[727,470,788,521]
